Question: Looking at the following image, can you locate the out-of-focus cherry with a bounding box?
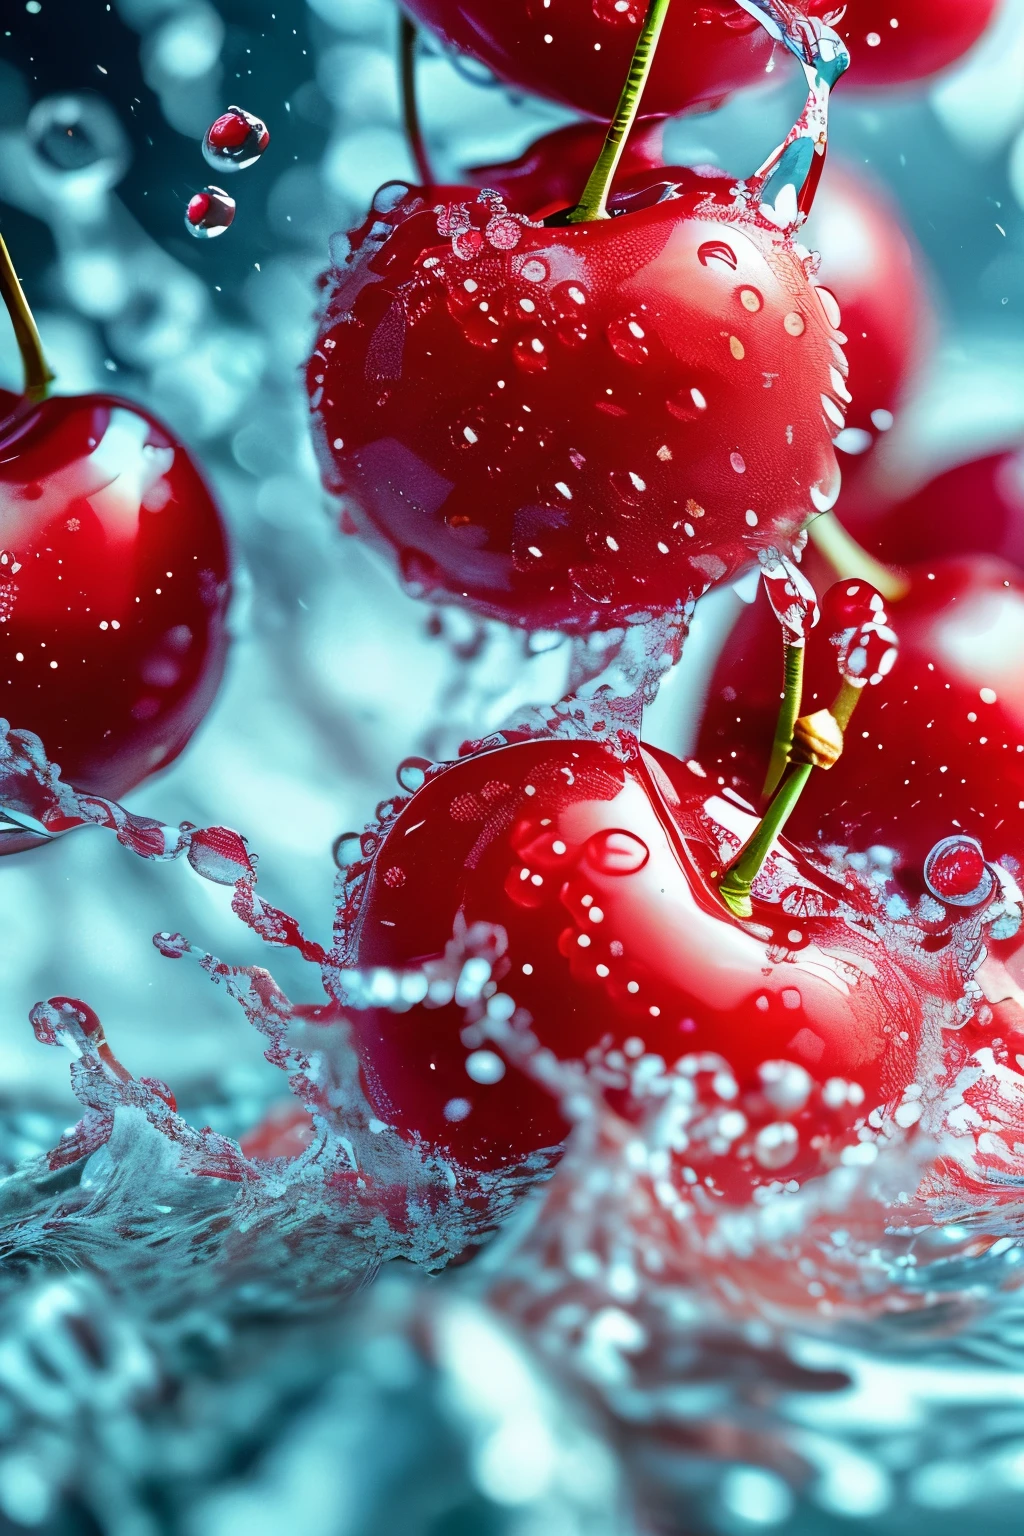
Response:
[402,1,997,120]
[698,552,1024,881]
[845,448,1024,572]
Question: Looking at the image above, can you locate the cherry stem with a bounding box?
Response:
[0,232,53,403]
[763,641,804,799]
[719,678,865,919]
[399,15,434,186]
[809,511,909,603]
[567,0,672,225]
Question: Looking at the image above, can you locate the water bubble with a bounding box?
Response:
[924,836,995,908]
[333,831,362,869]
[185,186,235,239]
[738,286,763,313]
[397,757,431,793]
[754,1121,799,1170]
[837,618,899,688]
[513,335,549,372]
[814,286,843,329]
[783,311,806,337]
[202,105,270,173]
[591,0,642,22]
[25,93,129,201]
[584,828,650,875]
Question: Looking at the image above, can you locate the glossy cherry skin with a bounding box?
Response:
[831,0,997,87]
[0,390,230,844]
[338,735,934,1196]
[401,1,996,120]
[467,119,666,223]
[309,172,845,632]
[804,163,932,493]
[698,552,1024,883]
[845,449,1024,572]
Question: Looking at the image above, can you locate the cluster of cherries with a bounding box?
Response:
[3,1,1020,1220]
[294,0,1023,1204]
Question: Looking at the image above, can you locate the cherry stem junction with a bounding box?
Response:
[809,511,909,603]
[567,0,672,224]
[719,678,864,919]
[0,232,53,403]
[763,640,804,799]
[399,15,434,187]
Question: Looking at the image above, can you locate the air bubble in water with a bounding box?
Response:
[25,93,129,201]
[202,106,270,172]
[185,186,235,239]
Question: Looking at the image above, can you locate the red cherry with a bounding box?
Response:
[820,576,887,635]
[401,1,776,120]
[308,171,845,631]
[207,113,251,151]
[803,163,933,493]
[241,1102,316,1161]
[466,119,667,222]
[698,553,1024,881]
[338,734,933,1197]
[402,1,995,120]
[844,449,1024,572]
[0,389,230,849]
[829,0,997,87]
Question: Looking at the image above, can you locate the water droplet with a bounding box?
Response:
[697,240,738,271]
[465,1049,506,1085]
[513,335,549,372]
[202,105,270,172]
[383,865,407,889]
[397,757,431,793]
[605,314,650,365]
[924,836,994,907]
[25,92,129,200]
[754,1122,799,1170]
[591,0,642,22]
[584,827,650,875]
[187,826,254,885]
[185,186,235,239]
[783,311,806,337]
[332,831,362,869]
[730,451,747,474]
[738,287,763,313]
[729,335,745,360]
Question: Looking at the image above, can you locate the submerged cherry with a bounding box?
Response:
[185,186,235,239]
[0,235,230,853]
[339,734,936,1197]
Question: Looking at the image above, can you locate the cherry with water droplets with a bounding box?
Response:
[698,551,1024,882]
[185,186,235,239]
[308,163,846,631]
[924,835,994,908]
[202,105,270,173]
[339,733,935,1199]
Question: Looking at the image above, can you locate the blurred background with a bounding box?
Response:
[1,2,1024,1531]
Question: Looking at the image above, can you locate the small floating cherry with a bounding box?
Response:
[185,186,235,239]
[202,106,270,173]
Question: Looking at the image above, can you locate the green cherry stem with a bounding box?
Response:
[399,14,434,187]
[763,640,805,799]
[719,677,866,919]
[567,0,672,224]
[809,510,909,603]
[0,231,53,403]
